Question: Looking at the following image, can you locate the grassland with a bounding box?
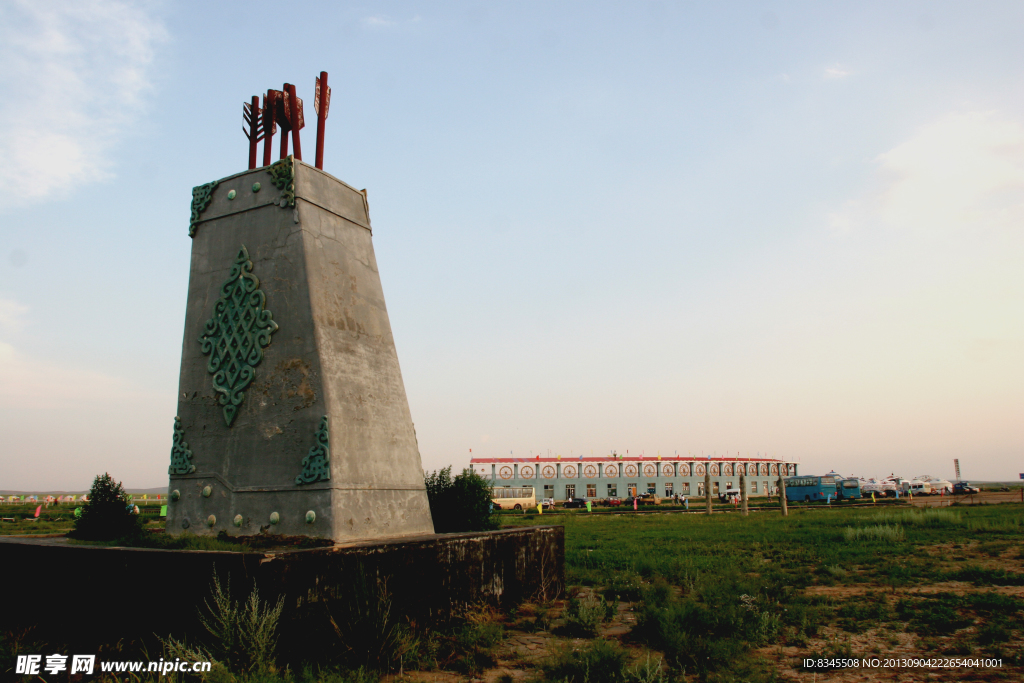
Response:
[488,503,1024,682]
[4,502,1023,682]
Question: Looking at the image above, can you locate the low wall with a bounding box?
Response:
[0,526,563,659]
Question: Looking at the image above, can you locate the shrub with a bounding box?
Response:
[542,639,629,683]
[70,473,141,541]
[325,572,418,671]
[162,572,285,676]
[424,466,499,533]
[561,595,610,638]
[843,524,904,542]
[947,566,1024,586]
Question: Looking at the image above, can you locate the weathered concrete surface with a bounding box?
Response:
[0,526,564,660]
[170,160,433,540]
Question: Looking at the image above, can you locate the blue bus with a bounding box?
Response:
[785,476,861,502]
[837,478,861,500]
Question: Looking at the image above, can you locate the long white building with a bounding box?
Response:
[470,456,797,500]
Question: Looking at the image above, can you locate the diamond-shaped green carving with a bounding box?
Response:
[267,156,295,208]
[189,180,219,237]
[199,246,279,427]
[296,416,330,485]
[169,416,196,475]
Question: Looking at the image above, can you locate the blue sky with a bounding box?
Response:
[1,1,1022,489]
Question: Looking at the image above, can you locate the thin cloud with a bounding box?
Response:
[0,340,155,410]
[824,65,851,79]
[0,298,30,333]
[830,111,1024,234]
[0,0,166,205]
[362,15,395,28]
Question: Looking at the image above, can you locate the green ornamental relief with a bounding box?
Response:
[199,246,279,427]
[296,416,331,485]
[267,156,295,208]
[168,416,196,475]
[189,180,219,237]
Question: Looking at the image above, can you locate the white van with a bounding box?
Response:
[902,480,933,496]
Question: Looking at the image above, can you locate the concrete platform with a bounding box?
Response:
[0,526,563,658]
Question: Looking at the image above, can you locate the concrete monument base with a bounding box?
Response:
[0,526,563,660]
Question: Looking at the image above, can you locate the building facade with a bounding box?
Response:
[470,457,797,500]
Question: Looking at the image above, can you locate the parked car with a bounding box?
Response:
[602,497,622,507]
[637,493,661,504]
[541,497,555,509]
[953,482,980,495]
[563,498,588,509]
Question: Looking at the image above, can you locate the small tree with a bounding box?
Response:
[71,472,141,541]
[424,466,498,533]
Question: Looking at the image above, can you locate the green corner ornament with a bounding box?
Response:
[267,156,295,208]
[199,246,279,427]
[168,417,196,475]
[189,180,219,237]
[295,416,331,485]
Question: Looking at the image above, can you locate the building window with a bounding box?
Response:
[565,484,575,500]
[764,481,769,495]
[607,483,618,497]
[751,481,758,493]
[713,481,720,494]
[586,484,596,498]
[544,485,554,498]
[646,483,656,494]
[664,482,674,496]
[698,482,705,496]
[680,482,690,494]
[628,483,637,496]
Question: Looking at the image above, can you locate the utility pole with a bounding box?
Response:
[740,473,748,516]
[779,475,788,517]
[705,471,712,515]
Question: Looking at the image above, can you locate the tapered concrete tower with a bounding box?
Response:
[166,157,434,541]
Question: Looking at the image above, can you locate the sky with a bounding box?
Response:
[0,1,1022,490]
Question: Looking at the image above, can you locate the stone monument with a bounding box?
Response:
[166,74,434,540]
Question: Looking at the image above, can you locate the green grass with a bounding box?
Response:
[503,502,1024,679]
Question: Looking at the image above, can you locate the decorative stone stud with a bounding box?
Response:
[233,514,243,527]
[252,182,261,193]
[181,517,190,529]
[269,512,280,525]
[207,515,216,527]
[227,189,236,200]
[202,486,212,498]
[170,489,180,501]
[305,510,316,524]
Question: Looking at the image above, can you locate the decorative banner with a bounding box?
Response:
[520,466,534,479]
[761,464,769,476]
[542,465,556,479]
[770,464,779,475]
[604,465,618,478]
[563,465,577,478]
[584,465,597,478]
[499,466,513,480]
[723,463,733,476]
[625,464,638,477]
[643,464,656,477]
[710,464,720,476]
[695,464,706,476]
[662,464,673,477]
[679,463,690,476]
